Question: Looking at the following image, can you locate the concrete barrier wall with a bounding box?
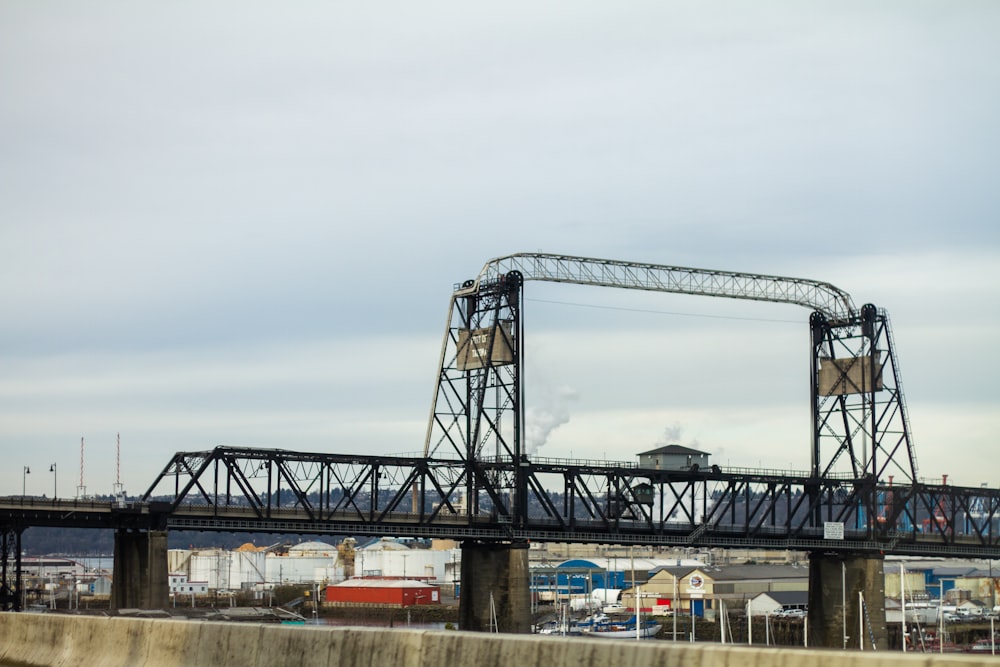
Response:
[0,613,994,667]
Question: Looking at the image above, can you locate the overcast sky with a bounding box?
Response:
[2,1,998,497]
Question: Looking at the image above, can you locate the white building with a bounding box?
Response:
[265,540,342,584]
[637,444,711,470]
[355,538,455,583]
[169,573,209,596]
[167,539,458,591]
[188,548,270,590]
[20,557,86,578]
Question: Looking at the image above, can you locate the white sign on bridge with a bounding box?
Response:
[824,521,845,540]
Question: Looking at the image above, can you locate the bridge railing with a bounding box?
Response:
[0,496,135,510]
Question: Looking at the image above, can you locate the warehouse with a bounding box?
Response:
[325,578,440,606]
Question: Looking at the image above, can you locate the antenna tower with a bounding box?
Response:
[76,437,87,499]
[112,432,125,499]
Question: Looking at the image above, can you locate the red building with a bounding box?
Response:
[326,578,441,606]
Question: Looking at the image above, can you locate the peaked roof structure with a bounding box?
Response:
[638,444,708,456]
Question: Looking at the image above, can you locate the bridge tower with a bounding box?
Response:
[810,303,918,486]
[425,253,918,637]
[805,303,917,649]
[424,269,531,631]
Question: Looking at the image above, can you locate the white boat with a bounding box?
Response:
[582,617,661,639]
[967,638,998,653]
[536,621,577,635]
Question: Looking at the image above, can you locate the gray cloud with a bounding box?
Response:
[2,1,998,492]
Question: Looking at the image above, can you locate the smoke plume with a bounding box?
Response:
[524,385,578,455]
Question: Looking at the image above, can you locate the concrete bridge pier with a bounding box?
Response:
[808,551,887,650]
[111,529,169,609]
[0,525,23,611]
[459,540,531,633]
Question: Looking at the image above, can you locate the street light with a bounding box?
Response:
[50,463,57,499]
[22,466,30,497]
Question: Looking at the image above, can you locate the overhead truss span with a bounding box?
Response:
[465,253,857,320]
[425,253,919,494]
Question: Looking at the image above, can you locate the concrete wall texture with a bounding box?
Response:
[111,530,168,610]
[459,540,532,633]
[809,553,888,650]
[1,613,997,667]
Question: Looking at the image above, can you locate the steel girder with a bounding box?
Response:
[469,253,856,320]
[143,447,469,526]
[138,446,1000,558]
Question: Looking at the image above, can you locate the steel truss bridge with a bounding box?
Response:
[140,445,1000,557]
[4,253,1000,612]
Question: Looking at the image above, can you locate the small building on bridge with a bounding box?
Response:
[637,444,710,470]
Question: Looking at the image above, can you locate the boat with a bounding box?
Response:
[921,640,964,653]
[967,638,998,653]
[535,603,584,636]
[581,615,661,639]
[536,620,580,636]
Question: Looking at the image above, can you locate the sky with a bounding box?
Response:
[1,1,998,497]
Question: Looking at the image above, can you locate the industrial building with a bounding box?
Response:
[162,537,459,597]
[747,590,809,615]
[614,564,810,619]
[325,578,441,606]
[19,557,86,578]
[533,556,704,603]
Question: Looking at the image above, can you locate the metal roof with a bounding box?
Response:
[332,578,436,589]
[637,444,709,457]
